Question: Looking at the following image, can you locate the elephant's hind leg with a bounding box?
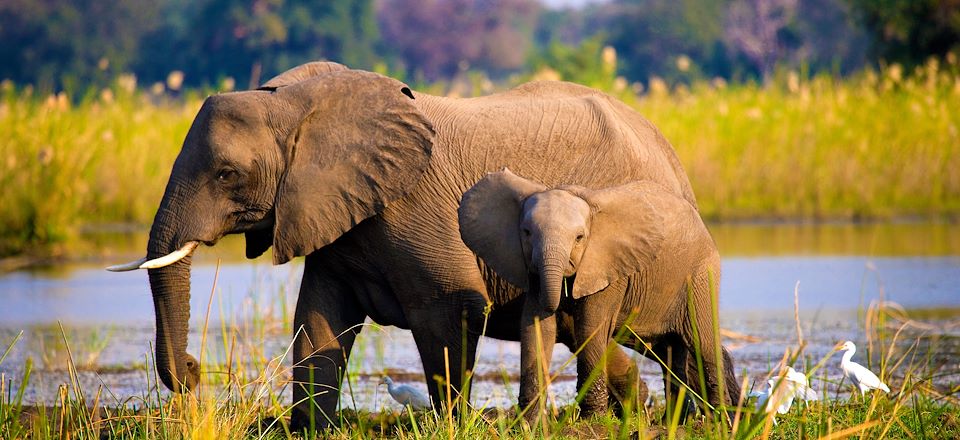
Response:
[407,289,487,414]
[682,266,738,416]
[648,339,694,424]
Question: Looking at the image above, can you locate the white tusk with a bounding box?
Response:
[139,241,200,269]
[105,257,148,272]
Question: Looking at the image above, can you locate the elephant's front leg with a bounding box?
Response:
[519,293,557,422]
[290,258,367,432]
[606,346,647,415]
[574,331,610,418]
[573,281,629,418]
[572,305,620,417]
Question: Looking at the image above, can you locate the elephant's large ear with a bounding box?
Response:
[271,70,434,264]
[458,169,546,290]
[258,61,349,89]
[570,181,668,298]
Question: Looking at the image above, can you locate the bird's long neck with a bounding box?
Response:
[841,349,854,366]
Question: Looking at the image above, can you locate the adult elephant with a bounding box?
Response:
[109,61,699,429]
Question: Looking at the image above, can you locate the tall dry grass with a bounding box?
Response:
[0,80,200,257]
[2,61,959,258]
[638,60,960,221]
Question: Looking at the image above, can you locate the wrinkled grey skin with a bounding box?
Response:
[459,170,741,419]
[140,61,697,430]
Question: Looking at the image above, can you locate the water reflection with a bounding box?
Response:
[710,221,960,256]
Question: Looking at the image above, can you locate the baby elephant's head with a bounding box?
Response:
[459,169,667,313]
[518,189,591,308]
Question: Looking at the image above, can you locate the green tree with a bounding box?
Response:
[847,0,960,67]
[592,0,731,83]
[102,0,381,91]
[791,0,868,75]
[378,0,540,81]
[0,0,160,93]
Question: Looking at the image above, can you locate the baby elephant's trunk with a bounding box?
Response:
[538,245,567,312]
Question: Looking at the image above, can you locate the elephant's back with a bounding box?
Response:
[497,80,610,99]
[415,84,696,207]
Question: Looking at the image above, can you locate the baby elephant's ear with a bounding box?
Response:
[572,181,668,298]
[458,169,546,290]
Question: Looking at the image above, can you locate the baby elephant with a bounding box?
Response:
[459,169,740,419]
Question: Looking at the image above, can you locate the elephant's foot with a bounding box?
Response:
[577,377,610,420]
[578,401,608,421]
[608,378,648,417]
[607,364,647,417]
[518,395,552,426]
[518,401,553,427]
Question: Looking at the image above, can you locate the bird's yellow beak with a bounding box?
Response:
[833,342,845,350]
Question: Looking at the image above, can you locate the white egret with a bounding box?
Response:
[379,376,432,410]
[748,379,790,424]
[784,366,819,401]
[837,341,890,396]
[748,366,819,424]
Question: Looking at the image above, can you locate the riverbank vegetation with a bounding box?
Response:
[640,60,960,221]
[2,58,958,258]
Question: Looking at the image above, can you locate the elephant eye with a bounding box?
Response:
[216,169,238,183]
[217,169,237,182]
[576,233,584,242]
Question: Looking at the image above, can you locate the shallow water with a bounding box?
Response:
[1,222,958,411]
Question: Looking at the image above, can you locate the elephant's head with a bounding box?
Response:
[107,61,434,393]
[458,169,665,312]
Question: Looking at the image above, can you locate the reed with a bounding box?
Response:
[2,61,959,258]
[0,80,200,257]
[636,60,960,222]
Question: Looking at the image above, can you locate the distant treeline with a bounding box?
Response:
[1,0,958,93]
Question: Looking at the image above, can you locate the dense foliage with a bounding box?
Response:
[2,0,957,93]
[848,0,960,69]
[2,59,958,257]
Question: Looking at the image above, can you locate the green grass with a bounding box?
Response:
[2,61,959,258]
[4,334,957,440]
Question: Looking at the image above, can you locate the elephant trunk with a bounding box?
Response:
[537,244,568,313]
[147,186,200,393]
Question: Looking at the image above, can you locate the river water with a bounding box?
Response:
[1,222,958,411]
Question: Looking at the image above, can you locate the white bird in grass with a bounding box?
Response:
[749,380,790,424]
[837,341,891,396]
[379,376,432,410]
[748,367,820,423]
[784,366,819,402]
